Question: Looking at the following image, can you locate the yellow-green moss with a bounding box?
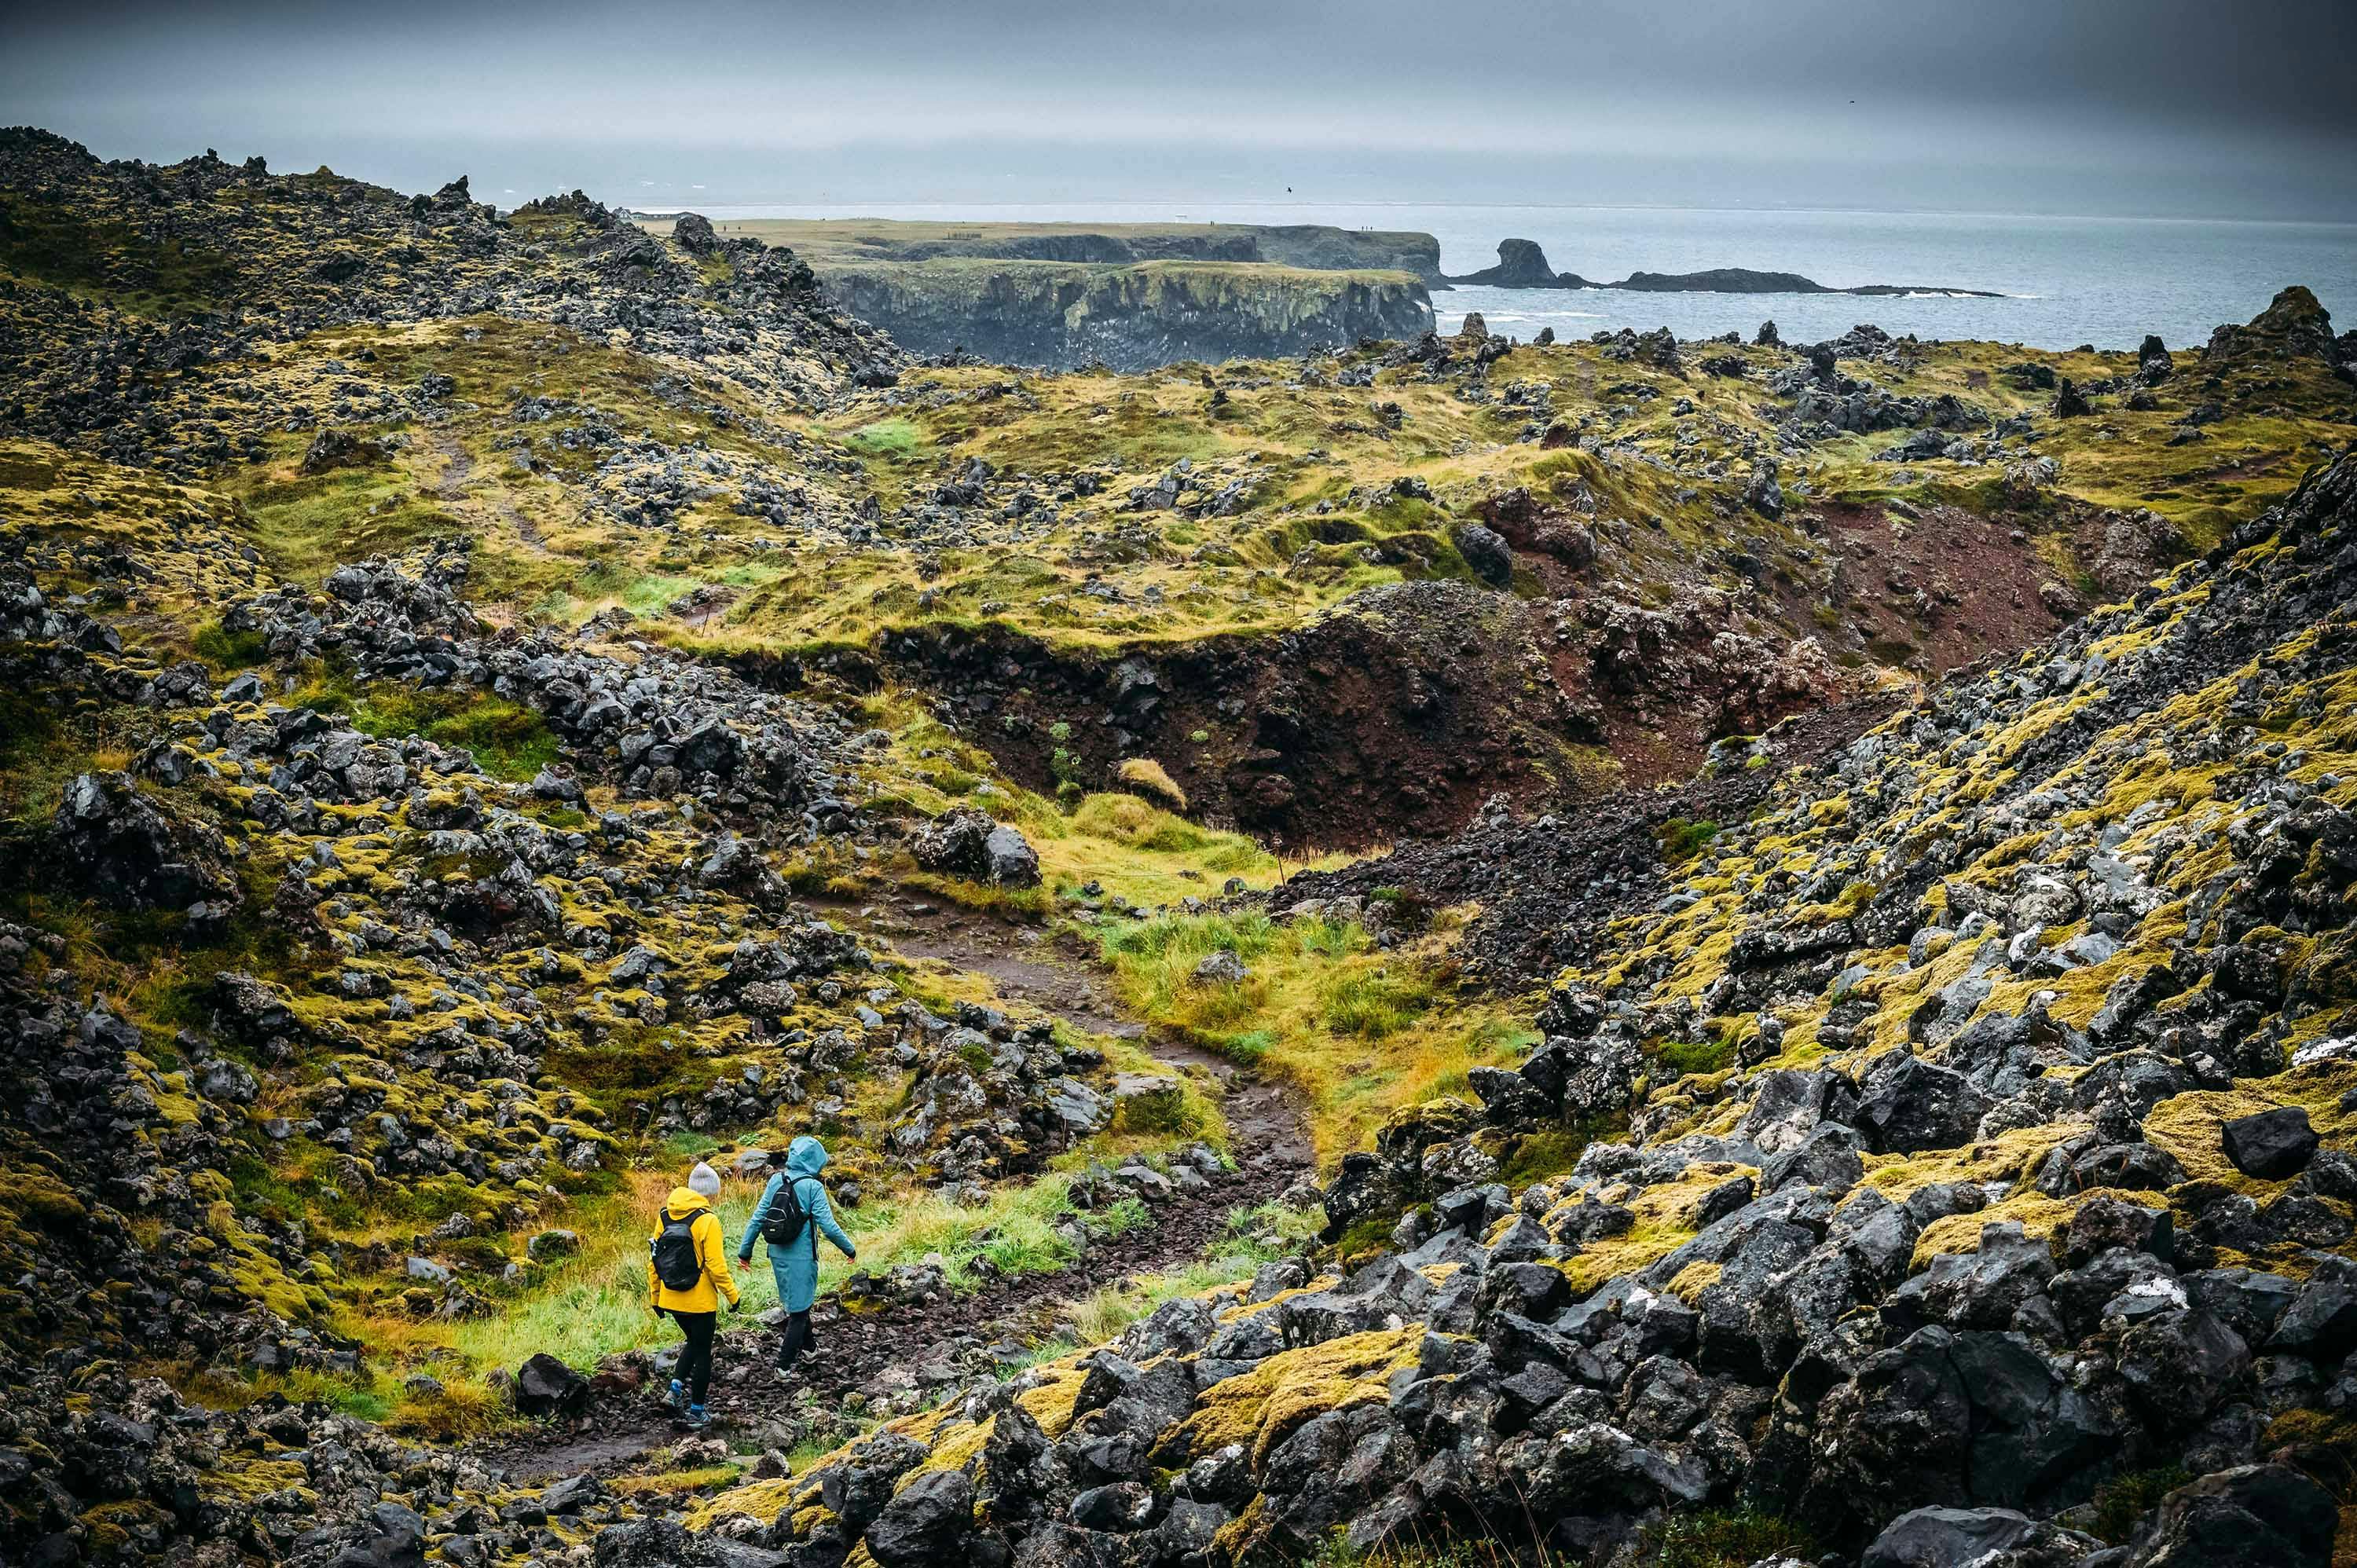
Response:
[1166,1326,1423,1464]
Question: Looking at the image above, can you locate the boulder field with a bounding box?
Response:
[647,452,2357,1566]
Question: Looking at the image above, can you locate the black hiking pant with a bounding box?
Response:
[778,1309,813,1373]
[665,1308,716,1405]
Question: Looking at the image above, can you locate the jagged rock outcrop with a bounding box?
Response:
[0,128,900,475]
[1441,240,1996,297]
[2205,285,2348,380]
[222,544,849,827]
[1447,238,1591,289]
[49,768,238,911]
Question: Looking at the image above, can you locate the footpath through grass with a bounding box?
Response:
[1096,908,1538,1164]
[313,1130,1200,1434]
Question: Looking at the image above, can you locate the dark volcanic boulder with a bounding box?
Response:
[1861,1505,2097,1568]
[1452,522,1515,587]
[511,1353,589,1419]
[2220,1107,2317,1179]
[591,1519,728,1567]
[1813,1326,2113,1522]
[1882,1222,2055,1334]
[984,823,1043,886]
[1856,1055,1991,1153]
[1069,1481,1154,1531]
[329,1526,429,1568]
[2124,1463,2336,1566]
[910,808,1041,886]
[300,427,386,474]
[51,771,238,911]
[822,1431,931,1534]
[2117,1310,2250,1428]
[2267,1280,2357,1362]
[909,808,984,877]
[1255,1405,1417,1546]
[865,1468,974,1566]
[1502,1420,1708,1516]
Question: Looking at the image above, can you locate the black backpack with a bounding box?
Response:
[758,1177,810,1249]
[651,1208,703,1290]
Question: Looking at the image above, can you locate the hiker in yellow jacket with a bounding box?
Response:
[645,1161,739,1428]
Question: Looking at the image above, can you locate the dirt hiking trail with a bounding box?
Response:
[484,893,1314,1483]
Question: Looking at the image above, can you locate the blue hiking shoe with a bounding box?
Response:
[683,1404,710,1430]
[666,1378,687,1413]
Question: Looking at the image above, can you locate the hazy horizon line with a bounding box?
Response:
[663,198,2357,229]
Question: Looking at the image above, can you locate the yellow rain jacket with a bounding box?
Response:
[645,1188,740,1314]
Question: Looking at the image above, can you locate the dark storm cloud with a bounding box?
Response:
[4,0,2352,217]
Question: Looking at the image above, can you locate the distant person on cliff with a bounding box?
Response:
[735,1134,857,1375]
[645,1160,739,1429]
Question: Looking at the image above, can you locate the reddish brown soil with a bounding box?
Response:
[1805,501,2066,676]
[1277,690,1907,991]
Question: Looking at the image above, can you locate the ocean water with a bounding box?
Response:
[699,200,2357,351]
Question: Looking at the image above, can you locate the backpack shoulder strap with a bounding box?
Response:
[795,1176,822,1248]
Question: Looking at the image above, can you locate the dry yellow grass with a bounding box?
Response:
[1116,757,1189,811]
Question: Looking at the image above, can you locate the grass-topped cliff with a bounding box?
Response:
[637,216,1444,282]
[629,216,1439,370]
[3,127,2357,1568]
[823,257,1430,372]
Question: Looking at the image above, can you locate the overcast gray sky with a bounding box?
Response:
[5,0,2354,218]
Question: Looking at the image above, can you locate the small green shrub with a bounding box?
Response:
[296,676,559,782]
[1497,1130,1589,1186]
[193,621,269,669]
[2090,1467,2190,1545]
[1651,1034,1735,1078]
[1221,1030,1274,1066]
[1646,1508,1814,1568]
[1320,969,1431,1040]
[845,419,921,457]
[1657,817,1722,863]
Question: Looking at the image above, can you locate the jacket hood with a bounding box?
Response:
[664,1186,711,1214]
[785,1135,829,1178]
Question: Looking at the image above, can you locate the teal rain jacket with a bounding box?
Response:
[738,1134,856,1311]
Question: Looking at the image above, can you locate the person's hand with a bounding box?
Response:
[734,1257,750,1273]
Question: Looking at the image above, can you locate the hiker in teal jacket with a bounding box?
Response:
[734,1134,856,1372]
